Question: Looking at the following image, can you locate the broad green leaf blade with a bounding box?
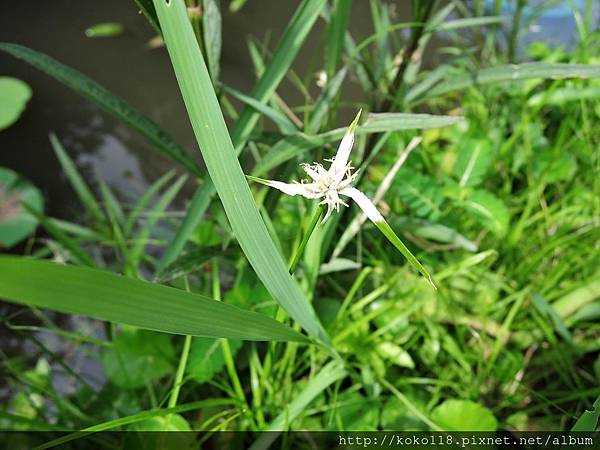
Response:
[153,0,329,346]
[0,257,308,342]
[0,43,202,177]
[426,63,600,99]
[458,190,509,237]
[158,0,326,270]
[49,133,105,224]
[430,399,497,431]
[0,76,31,130]
[571,395,600,431]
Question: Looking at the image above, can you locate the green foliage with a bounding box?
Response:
[0,76,31,130]
[101,328,175,389]
[187,337,241,384]
[457,190,510,237]
[431,400,498,431]
[84,22,124,38]
[453,135,494,187]
[0,167,43,247]
[394,171,444,220]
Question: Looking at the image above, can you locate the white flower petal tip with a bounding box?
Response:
[339,187,384,224]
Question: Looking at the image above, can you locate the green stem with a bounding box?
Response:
[168,335,192,409]
[212,259,247,410]
[288,205,326,273]
[508,0,526,62]
[167,276,193,410]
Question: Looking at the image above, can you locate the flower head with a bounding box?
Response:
[248,110,437,289]
[251,110,384,224]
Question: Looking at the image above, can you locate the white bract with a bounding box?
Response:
[256,110,384,225]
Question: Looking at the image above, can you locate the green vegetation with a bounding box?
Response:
[1,0,599,443]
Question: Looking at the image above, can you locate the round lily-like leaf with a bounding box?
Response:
[0,167,43,247]
[0,77,32,130]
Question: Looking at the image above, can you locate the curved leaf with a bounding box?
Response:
[0,257,309,342]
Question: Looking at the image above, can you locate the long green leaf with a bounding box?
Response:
[49,133,105,224]
[36,399,234,449]
[157,0,326,270]
[426,63,600,99]
[0,257,308,342]
[252,112,462,177]
[325,0,352,78]
[153,0,329,346]
[0,42,202,176]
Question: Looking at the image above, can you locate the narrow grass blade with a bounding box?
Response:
[202,0,222,83]
[0,257,309,342]
[98,180,125,225]
[307,67,347,134]
[362,112,464,133]
[158,0,326,268]
[374,220,436,289]
[325,0,352,78]
[133,0,162,34]
[0,43,202,176]
[36,399,234,449]
[124,170,175,235]
[49,133,104,224]
[153,0,329,346]
[437,16,507,31]
[252,113,461,176]
[222,84,297,134]
[24,205,96,267]
[155,184,212,273]
[249,362,346,449]
[129,174,187,268]
[426,63,600,99]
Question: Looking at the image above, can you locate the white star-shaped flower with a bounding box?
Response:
[251,110,383,225]
[249,110,436,289]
